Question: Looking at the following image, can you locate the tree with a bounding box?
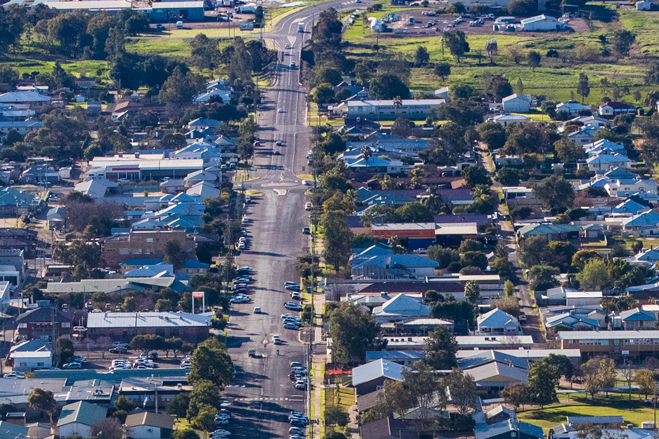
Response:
[311,83,336,104]
[507,0,537,15]
[321,210,353,271]
[527,265,560,291]
[612,30,636,56]
[577,73,590,103]
[166,393,190,417]
[403,361,444,428]
[435,63,451,81]
[444,30,470,62]
[92,417,123,439]
[582,358,602,399]
[504,280,515,297]
[56,336,74,365]
[370,74,410,99]
[514,78,524,95]
[554,139,585,163]
[461,166,491,188]
[577,258,611,290]
[115,395,133,412]
[527,360,556,408]
[634,369,656,399]
[395,202,433,223]
[492,295,520,317]
[158,66,206,106]
[325,405,350,426]
[572,250,602,271]
[164,240,187,272]
[442,368,477,414]
[502,384,529,412]
[415,46,430,65]
[187,379,222,419]
[172,430,200,439]
[533,175,575,210]
[527,51,541,71]
[423,326,458,370]
[597,358,616,397]
[461,252,487,271]
[545,354,574,387]
[377,380,414,419]
[191,405,216,431]
[427,245,460,269]
[28,388,57,423]
[328,302,380,365]
[188,338,234,389]
[479,122,507,150]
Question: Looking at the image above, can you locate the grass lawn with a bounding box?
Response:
[517,394,657,432]
[324,385,355,413]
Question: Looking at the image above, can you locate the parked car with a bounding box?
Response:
[248,349,256,357]
[112,341,129,348]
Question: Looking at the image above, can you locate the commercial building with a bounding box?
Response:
[558,330,659,357]
[334,99,445,121]
[146,1,205,21]
[101,229,197,268]
[87,311,211,343]
[43,0,132,11]
[16,303,72,341]
[88,153,204,182]
[521,14,559,31]
[501,94,531,113]
[44,277,185,295]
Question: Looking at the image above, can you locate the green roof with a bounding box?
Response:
[518,224,582,236]
[57,401,107,427]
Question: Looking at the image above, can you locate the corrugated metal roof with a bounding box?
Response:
[352,359,406,386]
[88,311,210,329]
[558,330,659,340]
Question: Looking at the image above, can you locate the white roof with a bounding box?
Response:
[352,359,406,386]
[150,1,204,7]
[558,330,659,340]
[10,351,52,359]
[0,91,51,103]
[88,311,210,329]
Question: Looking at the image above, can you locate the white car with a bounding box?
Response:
[112,341,129,348]
[278,108,284,113]
[285,43,291,49]
[305,202,312,210]
[237,242,246,250]
[301,180,309,186]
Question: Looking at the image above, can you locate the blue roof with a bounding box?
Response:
[623,210,659,227]
[613,199,647,214]
[365,350,426,361]
[620,308,657,321]
[119,259,165,266]
[567,416,623,425]
[183,259,210,269]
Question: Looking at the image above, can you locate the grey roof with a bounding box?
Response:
[518,223,582,236]
[44,277,180,294]
[88,312,210,329]
[567,416,624,425]
[16,307,70,324]
[360,416,417,439]
[365,350,426,362]
[557,330,659,340]
[457,350,528,370]
[464,362,528,386]
[372,294,430,318]
[352,359,406,386]
[57,401,108,427]
[356,389,383,412]
[124,412,174,429]
[477,308,519,329]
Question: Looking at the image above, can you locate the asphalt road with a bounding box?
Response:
[221,12,315,439]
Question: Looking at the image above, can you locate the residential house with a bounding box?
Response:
[0,117,43,139]
[86,311,211,344]
[501,94,531,113]
[473,406,544,439]
[486,114,531,126]
[0,421,29,439]
[622,210,659,236]
[517,224,582,240]
[559,116,609,132]
[101,230,197,268]
[372,294,431,323]
[43,277,185,295]
[124,412,175,439]
[604,178,656,198]
[193,88,231,104]
[74,179,119,201]
[186,181,221,199]
[47,206,65,229]
[0,188,42,217]
[544,312,600,331]
[556,102,591,117]
[350,245,439,279]
[613,199,648,215]
[0,91,51,111]
[619,308,657,329]
[458,350,529,371]
[465,362,529,394]
[351,359,406,396]
[188,118,221,130]
[177,259,210,277]
[118,258,166,274]
[625,248,659,266]
[16,302,72,341]
[57,401,108,438]
[568,125,600,146]
[9,340,53,371]
[334,99,444,121]
[360,416,417,439]
[599,102,636,118]
[584,151,632,172]
[476,308,522,336]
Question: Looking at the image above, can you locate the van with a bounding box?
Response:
[176,21,184,29]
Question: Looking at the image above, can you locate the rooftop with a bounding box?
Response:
[352,359,406,386]
[87,312,210,329]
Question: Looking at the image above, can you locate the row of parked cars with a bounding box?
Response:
[289,361,307,391]
[110,353,157,371]
[211,409,232,438]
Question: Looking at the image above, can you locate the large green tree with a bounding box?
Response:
[188,338,234,389]
[423,326,458,370]
[328,303,380,366]
[321,210,353,271]
[533,175,575,210]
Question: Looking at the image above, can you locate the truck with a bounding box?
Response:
[234,4,256,13]
[298,22,304,32]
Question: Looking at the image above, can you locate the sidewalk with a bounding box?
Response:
[310,232,326,439]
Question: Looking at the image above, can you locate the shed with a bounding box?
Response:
[521,14,559,31]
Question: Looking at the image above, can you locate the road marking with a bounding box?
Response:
[273,189,287,196]
[288,36,297,45]
[230,397,304,402]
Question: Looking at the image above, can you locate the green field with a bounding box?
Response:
[342,1,658,103]
[518,394,657,432]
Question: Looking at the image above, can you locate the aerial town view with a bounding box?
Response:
[4,0,659,437]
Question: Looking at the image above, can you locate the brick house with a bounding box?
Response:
[87,311,210,343]
[101,230,196,268]
[16,303,72,341]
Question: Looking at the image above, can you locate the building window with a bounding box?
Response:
[120,248,129,255]
[146,238,154,243]
[133,249,142,254]
[18,323,26,329]
[62,323,70,328]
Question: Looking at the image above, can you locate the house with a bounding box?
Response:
[613,199,648,215]
[477,308,522,336]
[622,210,659,236]
[124,412,175,439]
[366,350,427,366]
[0,91,51,111]
[74,179,119,201]
[9,340,53,371]
[16,302,72,341]
[517,223,582,240]
[521,14,559,31]
[118,258,166,274]
[351,359,406,396]
[465,362,528,393]
[457,350,529,371]
[486,114,531,126]
[0,187,41,217]
[626,247,659,266]
[604,178,656,198]
[568,125,600,146]
[0,117,43,138]
[558,330,659,357]
[599,102,636,118]
[556,102,591,117]
[585,152,632,172]
[501,94,531,113]
[360,416,417,439]
[87,311,211,344]
[47,206,65,229]
[177,259,210,277]
[459,349,582,367]
[350,245,439,279]
[372,294,431,323]
[637,1,651,10]
[567,416,624,427]
[474,412,544,439]
[101,230,197,268]
[57,401,108,438]
[544,312,600,331]
[619,308,657,329]
[186,181,221,199]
